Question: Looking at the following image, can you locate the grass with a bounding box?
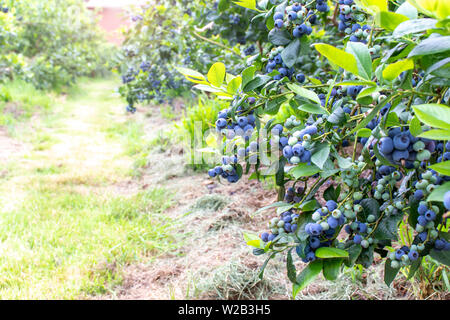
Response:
[0,77,179,299]
[0,80,53,133]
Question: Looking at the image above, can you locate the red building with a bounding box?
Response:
[85,0,147,45]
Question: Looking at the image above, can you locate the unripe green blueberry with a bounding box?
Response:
[413,140,425,152]
[430,230,438,239]
[332,209,342,219]
[395,200,405,210]
[416,224,424,232]
[417,244,425,251]
[351,222,359,231]
[272,228,279,235]
[361,240,369,248]
[389,252,396,260]
[376,184,384,192]
[353,192,363,201]
[426,184,436,193]
[391,260,400,269]
[410,245,418,251]
[278,228,285,234]
[321,207,329,214]
[430,175,437,184]
[367,214,376,223]
[290,156,300,164]
[303,134,311,141]
[382,192,390,201]
[288,136,298,146]
[367,227,373,233]
[426,221,435,229]
[320,221,330,231]
[374,191,382,199]
[277,220,285,228]
[378,94,387,103]
[417,149,431,161]
[431,205,439,213]
[344,210,356,219]
[345,203,352,210]
[354,204,363,213]
[312,211,321,221]
[368,237,373,244]
[401,254,409,262]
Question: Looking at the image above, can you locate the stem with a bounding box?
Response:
[192,31,241,57]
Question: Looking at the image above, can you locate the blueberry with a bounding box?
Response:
[310,237,321,249]
[417,215,427,226]
[408,250,419,261]
[435,239,446,250]
[288,11,297,20]
[417,204,427,215]
[208,169,216,177]
[395,249,404,260]
[274,19,284,28]
[378,137,394,154]
[271,124,283,135]
[273,12,284,20]
[353,234,362,244]
[310,223,323,236]
[306,251,316,261]
[326,200,338,211]
[327,216,339,228]
[424,210,436,221]
[393,132,410,150]
[414,189,424,200]
[260,232,269,242]
[300,150,311,162]
[292,144,305,156]
[444,191,450,210]
[296,73,306,83]
[216,118,227,128]
[392,149,409,162]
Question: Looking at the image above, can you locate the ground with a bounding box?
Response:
[0,77,446,300]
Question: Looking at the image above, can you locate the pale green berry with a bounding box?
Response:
[312,211,321,221]
[374,191,382,199]
[430,230,438,239]
[353,192,363,201]
[426,221,435,229]
[417,244,425,251]
[290,156,300,164]
[367,214,376,223]
[361,240,369,248]
[416,224,424,232]
[354,204,363,213]
[426,184,436,193]
[288,136,298,145]
[417,149,431,161]
[320,221,330,231]
[332,209,342,219]
[277,220,285,227]
[391,260,400,269]
[382,192,390,201]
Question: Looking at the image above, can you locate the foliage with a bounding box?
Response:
[116,0,267,109]
[1,0,113,89]
[179,0,450,297]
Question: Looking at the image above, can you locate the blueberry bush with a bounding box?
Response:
[177,0,450,296]
[2,0,113,89]
[116,0,267,111]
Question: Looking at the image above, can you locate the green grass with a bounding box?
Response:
[0,80,53,132]
[0,77,180,299]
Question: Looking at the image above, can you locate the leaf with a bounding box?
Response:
[289,163,320,179]
[372,213,403,240]
[409,116,423,137]
[407,257,422,279]
[293,260,323,298]
[315,247,349,258]
[287,249,297,283]
[287,83,321,105]
[349,95,394,135]
[311,143,330,170]
[407,0,450,20]
[281,39,300,68]
[327,106,346,125]
[323,258,343,281]
[418,129,450,140]
[396,1,418,19]
[357,128,372,138]
[408,36,450,57]
[355,0,388,13]
[413,104,450,130]
[268,28,292,46]
[258,252,276,279]
[359,198,380,221]
[427,182,450,202]
[175,66,208,84]
[346,42,372,80]
[243,75,271,92]
[384,259,401,286]
[227,76,242,94]
[382,58,414,81]
[243,232,262,248]
[252,201,292,216]
[314,43,359,76]
[298,103,328,114]
[393,18,437,38]
[428,161,450,176]
[430,249,450,266]
[344,244,362,267]
[207,62,226,87]
[375,11,409,31]
[233,0,258,11]
[241,66,256,88]
[300,199,318,212]
[427,57,450,77]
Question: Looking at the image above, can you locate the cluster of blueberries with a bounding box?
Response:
[265,47,307,83]
[279,125,318,164]
[243,45,256,56]
[378,128,435,166]
[208,98,258,183]
[337,0,371,44]
[121,68,137,84]
[0,6,7,13]
[228,14,240,25]
[260,209,300,243]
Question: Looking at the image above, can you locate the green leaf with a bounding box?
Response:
[289,163,320,179]
[242,66,256,88]
[396,1,418,19]
[281,39,300,68]
[428,161,450,176]
[375,11,409,31]
[243,75,271,92]
[299,199,318,212]
[344,244,362,267]
[268,28,292,46]
[407,257,422,279]
[227,76,242,94]
[409,116,423,137]
[233,0,258,11]
[243,232,262,248]
[355,0,387,13]
[384,259,400,286]
[346,42,372,80]
[252,201,292,216]
[349,95,393,135]
[418,129,450,140]
[427,182,450,202]
[323,258,343,281]
[359,198,380,221]
[175,66,208,84]
[430,249,450,266]
[311,143,330,170]
[407,0,450,20]
[408,36,450,57]
[287,83,321,105]
[293,260,323,298]
[207,62,226,87]
[372,213,403,240]
[393,18,437,38]
[315,247,349,258]
[357,128,372,138]
[287,249,297,283]
[382,58,414,81]
[297,103,329,114]
[327,106,346,125]
[413,104,450,130]
[314,43,359,76]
